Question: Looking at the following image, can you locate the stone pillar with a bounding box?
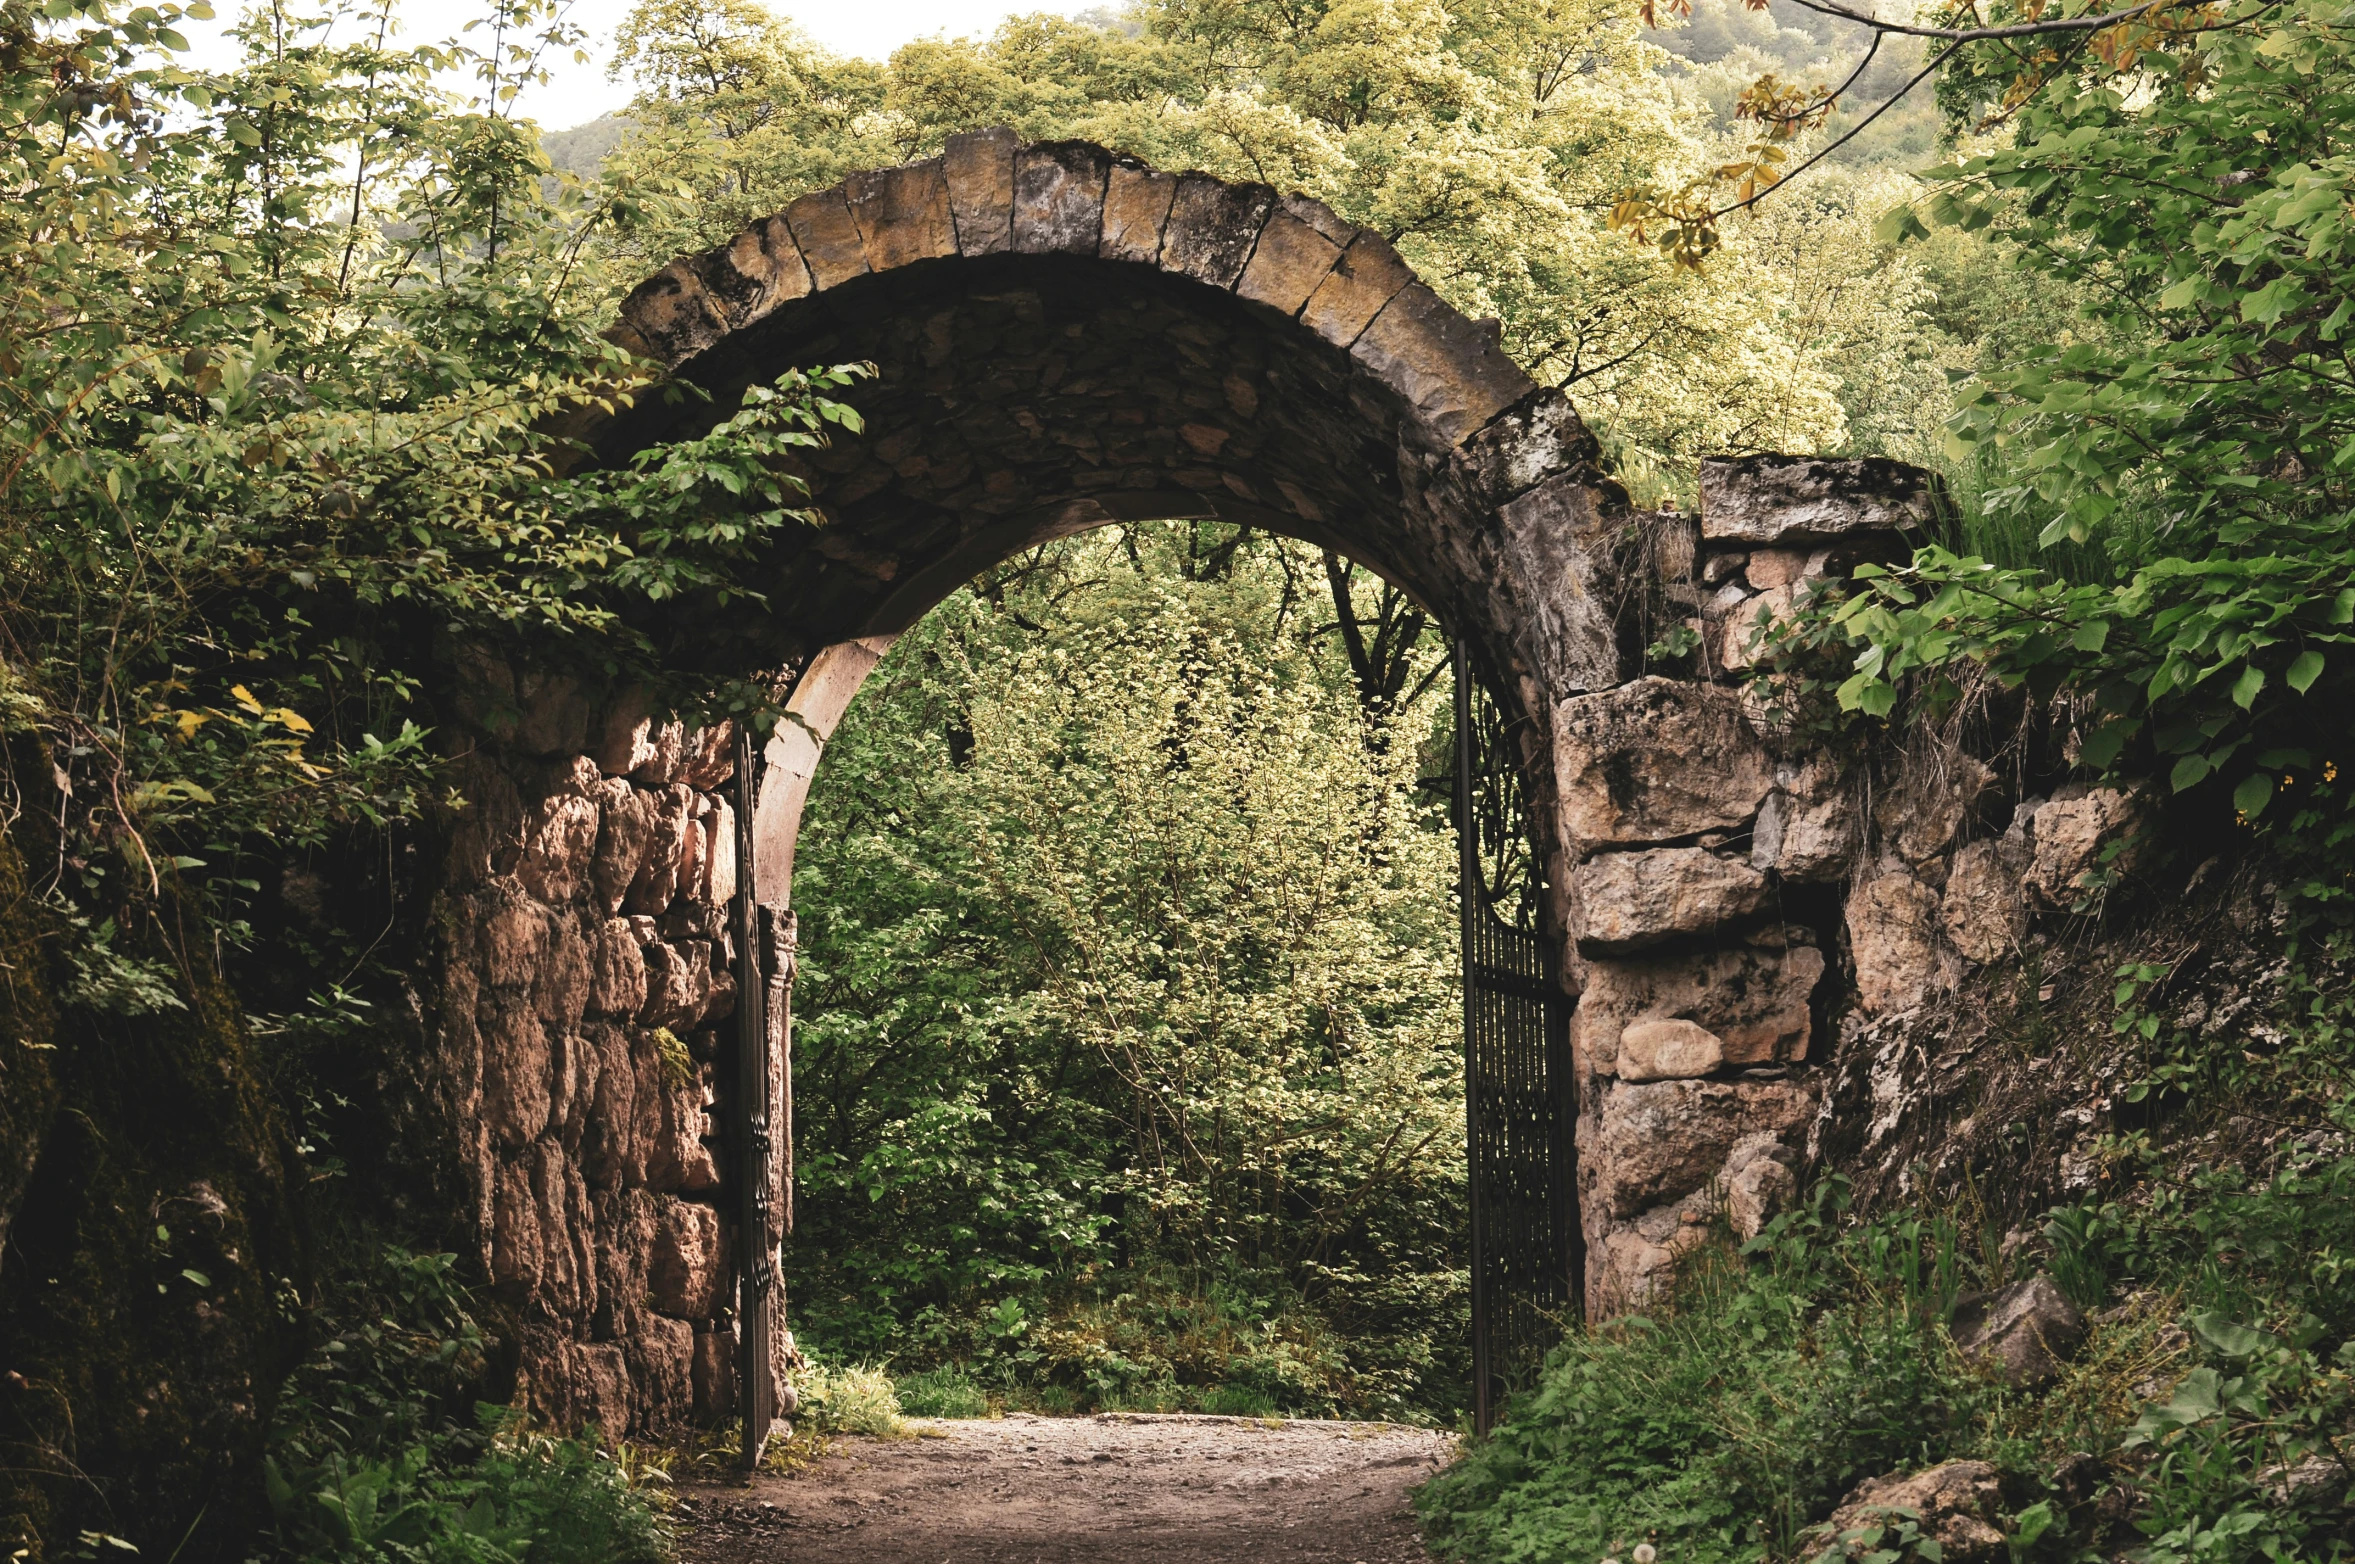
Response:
[1556,455,1935,1313]
[432,669,753,1432]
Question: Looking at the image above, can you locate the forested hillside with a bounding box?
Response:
[0,0,2352,1556]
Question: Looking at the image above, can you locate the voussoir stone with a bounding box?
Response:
[1099,161,1177,264]
[1350,284,1535,448]
[782,186,871,290]
[1572,846,1770,952]
[1700,454,1942,547]
[943,126,1017,254]
[691,215,812,330]
[1235,209,1344,316]
[1299,230,1415,348]
[610,261,724,367]
[1013,141,1109,256]
[843,158,957,272]
[1554,677,1774,848]
[1160,174,1276,289]
[1575,941,1824,1076]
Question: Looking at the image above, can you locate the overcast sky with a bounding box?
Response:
[178,0,1097,130]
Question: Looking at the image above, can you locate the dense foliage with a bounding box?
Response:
[1780,0,2355,835]
[786,524,1469,1419]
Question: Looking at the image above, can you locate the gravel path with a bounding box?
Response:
[674,1411,1458,1563]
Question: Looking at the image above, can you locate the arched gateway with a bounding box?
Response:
[438,129,1907,1445]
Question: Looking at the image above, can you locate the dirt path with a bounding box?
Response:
[674,1411,1457,1563]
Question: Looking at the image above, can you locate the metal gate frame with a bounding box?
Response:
[1453,640,1581,1433]
[731,726,795,1469]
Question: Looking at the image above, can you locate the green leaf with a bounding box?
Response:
[2287,649,2324,693]
[2232,771,2274,818]
[2170,753,2212,792]
[2231,663,2264,709]
[180,1268,210,1287]
[2188,1310,2271,1358]
[2071,619,2111,652]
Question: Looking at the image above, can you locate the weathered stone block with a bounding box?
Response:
[1350,284,1535,448]
[1829,1463,2006,1564]
[783,186,872,290]
[1554,677,1774,848]
[609,261,724,366]
[1575,941,1823,1075]
[1846,866,1959,1015]
[1724,1133,1798,1239]
[590,783,655,915]
[481,995,550,1149]
[1617,1018,1725,1081]
[691,215,813,329]
[517,793,600,905]
[1591,1076,1814,1217]
[1013,141,1109,255]
[692,1326,737,1419]
[1299,231,1414,348]
[531,916,592,1032]
[1572,847,1769,952]
[649,1198,725,1318]
[1942,838,2026,964]
[1700,454,1941,547]
[2022,784,2148,907]
[1952,1274,2085,1387]
[1493,466,1626,695]
[1235,210,1343,316]
[1751,754,1855,882]
[1099,161,1177,263]
[944,126,1018,254]
[480,896,550,990]
[1160,174,1275,289]
[844,159,957,272]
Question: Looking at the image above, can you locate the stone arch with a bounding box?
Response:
[441,132,1939,1432]
[588,127,1632,901]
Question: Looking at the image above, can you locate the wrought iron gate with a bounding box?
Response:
[732,726,794,1469]
[1453,641,1580,1433]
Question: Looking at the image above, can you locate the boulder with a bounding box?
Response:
[1846,868,1960,1015]
[1825,1461,2006,1563]
[1951,1274,2085,1387]
[1572,848,1770,952]
[1553,677,1774,848]
[1575,942,1823,1075]
[1700,455,1942,547]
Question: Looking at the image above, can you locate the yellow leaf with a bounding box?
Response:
[229,684,264,714]
[175,710,210,740]
[270,707,314,734]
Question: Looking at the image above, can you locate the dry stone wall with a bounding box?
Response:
[1561,455,2153,1313]
[431,674,753,1433]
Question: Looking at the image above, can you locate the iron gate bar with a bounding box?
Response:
[732,725,775,1470]
[1454,640,1581,1436]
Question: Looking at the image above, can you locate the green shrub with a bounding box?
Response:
[258,1248,669,1564]
[895,1366,992,1419]
[793,1360,906,1437]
